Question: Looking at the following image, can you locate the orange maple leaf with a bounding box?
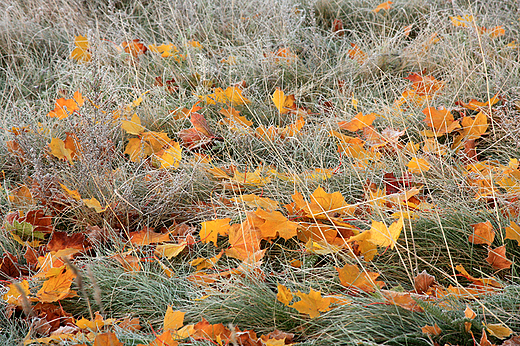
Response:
[505,221,520,245]
[129,227,171,246]
[37,267,76,303]
[373,1,393,13]
[347,43,367,64]
[338,112,377,132]
[254,208,299,240]
[336,264,384,292]
[486,245,512,270]
[468,220,495,246]
[422,107,460,136]
[122,39,148,57]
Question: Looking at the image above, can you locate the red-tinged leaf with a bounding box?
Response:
[382,290,423,312]
[46,231,86,252]
[0,253,27,280]
[332,19,344,36]
[414,270,436,294]
[122,39,148,57]
[486,245,512,270]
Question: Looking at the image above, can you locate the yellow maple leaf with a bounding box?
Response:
[231,194,279,211]
[369,217,403,249]
[2,280,30,305]
[83,197,107,213]
[49,138,74,164]
[70,35,91,62]
[59,183,81,201]
[164,306,185,331]
[407,157,430,174]
[124,137,144,162]
[485,323,513,339]
[122,113,145,135]
[200,218,231,245]
[37,268,76,302]
[276,283,293,306]
[290,289,331,318]
[292,186,355,219]
[232,168,271,186]
[505,221,520,245]
[155,143,182,169]
[76,311,116,331]
[189,251,223,271]
[272,88,295,114]
[155,242,187,259]
[336,264,384,292]
[453,112,488,149]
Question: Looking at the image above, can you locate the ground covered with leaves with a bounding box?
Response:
[1,0,520,345]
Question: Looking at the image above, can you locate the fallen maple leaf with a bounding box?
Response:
[122,39,148,57]
[37,267,76,303]
[373,1,392,13]
[347,43,367,64]
[407,157,430,174]
[276,283,293,306]
[70,35,91,62]
[338,112,377,132]
[76,311,116,331]
[468,220,495,245]
[414,270,436,294]
[122,113,145,135]
[382,290,423,312]
[2,280,30,305]
[83,197,107,213]
[421,323,441,336]
[93,332,123,346]
[231,194,279,211]
[485,323,513,339]
[254,208,299,240]
[290,289,331,318]
[189,251,223,271]
[155,242,187,259]
[465,305,476,319]
[164,306,185,331]
[272,88,295,114]
[422,107,460,136]
[505,221,520,245]
[486,245,512,270]
[129,227,171,246]
[200,218,231,246]
[336,264,384,292]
